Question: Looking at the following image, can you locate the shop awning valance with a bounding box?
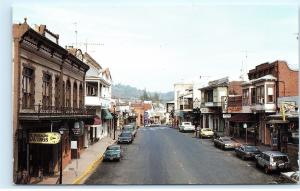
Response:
[102,109,113,120]
[229,114,256,123]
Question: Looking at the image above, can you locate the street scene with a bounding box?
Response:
[11,1,299,185]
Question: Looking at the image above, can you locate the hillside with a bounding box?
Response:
[112,83,174,102]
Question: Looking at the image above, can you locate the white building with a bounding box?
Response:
[83,52,113,147]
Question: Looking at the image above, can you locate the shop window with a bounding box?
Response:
[22,67,34,108]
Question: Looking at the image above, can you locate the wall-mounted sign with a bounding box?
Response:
[29,132,61,144]
[72,121,84,136]
[200,108,214,113]
[223,114,231,118]
[71,141,78,149]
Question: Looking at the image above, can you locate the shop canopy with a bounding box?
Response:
[229,114,256,123]
[102,109,113,120]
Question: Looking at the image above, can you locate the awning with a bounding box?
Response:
[102,109,113,120]
[267,119,289,124]
[229,114,256,123]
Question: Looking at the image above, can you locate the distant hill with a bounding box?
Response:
[112,83,174,102]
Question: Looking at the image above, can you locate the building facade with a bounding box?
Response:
[13,20,92,183]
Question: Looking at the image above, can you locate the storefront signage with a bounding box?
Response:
[227,106,242,113]
[200,108,214,113]
[71,141,78,149]
[72,121,84,136]
[29,132,61,144]
[223,114,231,118]
[222,96,228,113]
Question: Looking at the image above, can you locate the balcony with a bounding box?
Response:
[19,104,94,120]
[201,102,222,107]
[85,96,110,108]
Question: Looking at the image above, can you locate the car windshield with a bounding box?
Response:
[203,129,212,131]
[221,138,231,141]
[183,122,191,125]
[245,146,259,152]
[107,146,120,151]
[273,156,288,162]
[123,126,133,130]
[120,133,131,137]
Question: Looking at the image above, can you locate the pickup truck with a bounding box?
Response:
[179,122,195,132]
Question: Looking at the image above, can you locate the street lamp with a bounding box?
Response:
[58,128,64,184]
[243,123,248,145]
[113,105,116,140]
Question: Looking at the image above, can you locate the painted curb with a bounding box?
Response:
[72,154,104,184]
[72,139,118,184]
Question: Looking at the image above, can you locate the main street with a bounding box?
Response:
[85,126,288,185]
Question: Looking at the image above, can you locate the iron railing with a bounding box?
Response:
[19,104,95,117]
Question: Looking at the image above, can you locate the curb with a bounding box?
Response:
[72,154,104,184]
[72,139,118,184]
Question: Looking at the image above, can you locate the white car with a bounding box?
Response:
[179,122,195,132]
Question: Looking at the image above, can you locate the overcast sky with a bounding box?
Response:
[12,0,298,92]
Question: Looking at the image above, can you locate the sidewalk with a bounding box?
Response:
[37,132,119,185]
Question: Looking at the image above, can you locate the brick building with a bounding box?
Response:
[12,19,92,183]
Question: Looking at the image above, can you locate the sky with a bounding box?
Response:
[12,0,299,92]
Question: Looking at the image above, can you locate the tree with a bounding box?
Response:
[140,89,150,101]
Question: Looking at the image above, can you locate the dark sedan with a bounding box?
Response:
[118,132,133,144]
[235,145,260,160]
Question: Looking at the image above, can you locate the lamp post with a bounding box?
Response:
[59,128,64,184]
[243,123,248,145]
[113,105,116,140]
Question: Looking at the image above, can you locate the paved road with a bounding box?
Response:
[85,126,290,185]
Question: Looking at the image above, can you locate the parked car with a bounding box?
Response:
[179,122,195,132]
[200,128,214,138]
[281,171,299,183]
[118,131,133,144]
[103,145,121,161]
[235,145,260,160]
[255,151,290,174]
[291,132,299,144]
[213,136,240,150]
[123,124,137,137]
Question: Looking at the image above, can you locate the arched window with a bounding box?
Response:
[55,76,60,109]
[73,82,78,108]
[42,72,52,109]
[66,80,71,108]
[79,83,83,108]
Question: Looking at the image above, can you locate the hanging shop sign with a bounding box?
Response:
[29,132,61,144]
[72,121,84,136]
[223,114,231,118]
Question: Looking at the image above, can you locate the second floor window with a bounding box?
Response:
[22,67,34,108]
[267,86,274,103]
[251,88,256,105]
[42,73,52,109]
[73,82,78,108]
[55,77,60,109]
[66,80,71,108]
[79,84,83,108]
[242,89,249,105]
[256,86,265,104]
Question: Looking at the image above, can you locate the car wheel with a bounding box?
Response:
[241,155,245,160]
[264,166,269,174]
